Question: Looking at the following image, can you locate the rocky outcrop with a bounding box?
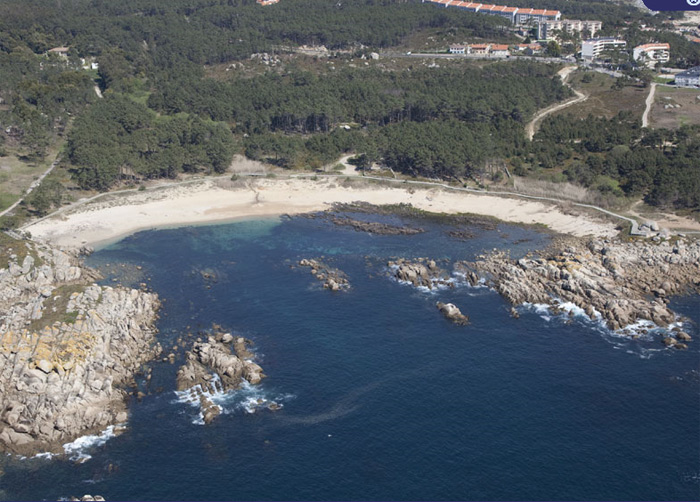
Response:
[388,258,452,290]
[298,258,349,291]
[328,215,424,235]
[176,332,265,424]
[436,302,469,325]
[0,236,160,456]
[456,236,700,340]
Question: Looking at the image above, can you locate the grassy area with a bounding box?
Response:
[0,149,59,212]
[651,86,700,129]
[27,284,87,333]
[559,70,648,121]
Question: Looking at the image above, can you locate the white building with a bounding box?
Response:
[449,44,467,54]
[633,43,670,68]
[581,38,627,61]
[675,66,700,87]
[539,20,602,40]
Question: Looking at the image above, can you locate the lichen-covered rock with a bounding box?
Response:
[0,236,160,456]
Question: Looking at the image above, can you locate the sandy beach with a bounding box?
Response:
[24,175,619,248]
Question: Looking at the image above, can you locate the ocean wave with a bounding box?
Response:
[173,378,292,425]
[520,300,693,359]
[62,424,122,463]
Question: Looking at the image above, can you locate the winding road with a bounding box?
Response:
[525,66,588,141]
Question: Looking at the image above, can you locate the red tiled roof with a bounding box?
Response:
[636,43,670,50]
[543,10,560,15]
[491,44,509,51]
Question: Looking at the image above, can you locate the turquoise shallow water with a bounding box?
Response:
[2,213,699,501]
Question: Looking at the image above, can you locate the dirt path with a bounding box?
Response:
[642,82,656,128]
[526,66,587,141]
[0,154,62,218]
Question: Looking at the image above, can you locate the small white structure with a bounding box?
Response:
[633,43,670,68]
[448,44,467,55]
[581,37,627,61]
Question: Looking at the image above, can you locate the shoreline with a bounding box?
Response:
[23,176,621,248]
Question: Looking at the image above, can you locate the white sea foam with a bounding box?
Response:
[62,424,121,463]
[174,377,292,424]
[521,299,693,359]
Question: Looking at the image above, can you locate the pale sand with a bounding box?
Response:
[24,176,618,248]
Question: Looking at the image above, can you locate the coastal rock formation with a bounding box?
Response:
[388,258,452,290]
[436,302,469,325]
[328,215,424,235]
[456,237,700,341]
[0,236,160,456]
[298,258,349,291]
[176,333,265,424]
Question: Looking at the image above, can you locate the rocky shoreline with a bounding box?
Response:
[456,236,699,343]
[0,235,160,456]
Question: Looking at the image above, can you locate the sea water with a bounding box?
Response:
[1,212,698,501]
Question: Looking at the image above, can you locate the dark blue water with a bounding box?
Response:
[2,215,699,501]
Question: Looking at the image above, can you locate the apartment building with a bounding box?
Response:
[424,0,560,25]
[632,43,670,67]
[539,19,602,40]
[675,66,700,87]
[581,37,627,61]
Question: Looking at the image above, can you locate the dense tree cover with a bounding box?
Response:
[0,50,95,159]
[67,95,237,190]
[531,114,700,210]
[150,62,569,133]
[0,0,511,70]
[230,62,562,174]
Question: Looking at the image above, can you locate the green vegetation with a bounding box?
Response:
[530,114,700,210]
[0,0,698,216]
[67,95,237,189]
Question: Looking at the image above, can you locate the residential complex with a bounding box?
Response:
[632,43,671,67]
[581,37,627,61]
[424,0,560,25]
[675,66,700,87]
[538,19,602,40]
[448,43,511,56]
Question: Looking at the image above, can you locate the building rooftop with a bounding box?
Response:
[677,66,700,77]
[635,43,670,50]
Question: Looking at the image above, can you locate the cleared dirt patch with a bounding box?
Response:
[555,71,648,121]
[651,86,700,130]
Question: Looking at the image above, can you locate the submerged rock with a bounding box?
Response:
[298,258,350,291]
